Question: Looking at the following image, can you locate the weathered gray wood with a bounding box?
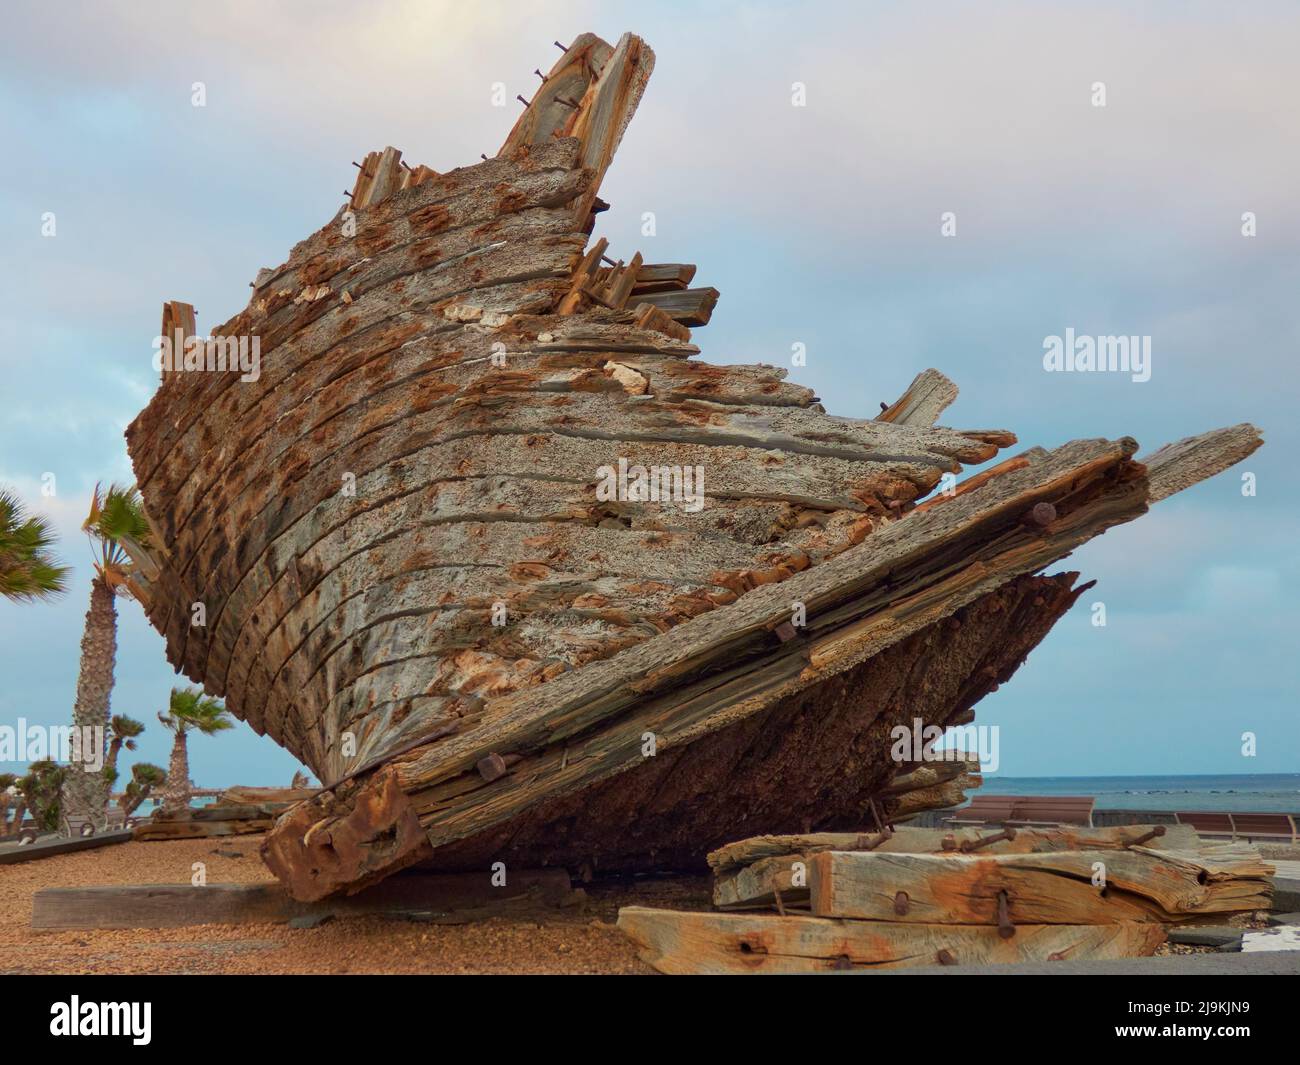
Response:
[616,907,1165,974]
[1141,423,1263,503]
[807,846,1272,924]
[633,287,720,326]
[877,369,958,427]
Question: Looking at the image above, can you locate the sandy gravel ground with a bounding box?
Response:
[0,835,711,975]
[6,837,1291,974]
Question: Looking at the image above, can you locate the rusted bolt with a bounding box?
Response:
[936,949,957,966]
[894,891,910,916]
[996,890,1015,939]
[1124,825,1166,848]
[960,826,1017,853]
[1028,501,1057,527]
[476,752,509,782]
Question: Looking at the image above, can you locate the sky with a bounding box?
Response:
[0,0,1296,786]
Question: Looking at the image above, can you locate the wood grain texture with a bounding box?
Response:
[616,907,1165,974]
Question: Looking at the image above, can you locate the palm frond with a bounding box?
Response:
[0,488,69,601]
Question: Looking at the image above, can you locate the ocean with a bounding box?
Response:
[980,774,1300,814]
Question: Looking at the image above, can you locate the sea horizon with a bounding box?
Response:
[978,772,1300,813]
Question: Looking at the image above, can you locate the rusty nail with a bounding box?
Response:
[831,954,853,970]
[893,891,910,916]
[936,948,957,965]
[400,161,412,171]
[351,160,362,169]
[516,94,530,107]
[534,68,545,80]
[480,153,488,160]
[941,835,958,851]
[960,826,1017,853]
[774,621,798,643]
[554,40,566,50]
[1124,825,1166,848]
[996,890,1015,939]
[772,877,786,917]
[600,254,616,266]
[879,401,889,412]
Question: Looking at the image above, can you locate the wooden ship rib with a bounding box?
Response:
[124,32,1262,901]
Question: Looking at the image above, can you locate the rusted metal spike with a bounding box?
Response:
[936,948,957,966]
[554,40,566,50]
[893,891,909,916]
[960,826,1017,853]
[600,254,616,266]
[534,68,544,80]
[1124,824,1166,848]
[996,889,1015,939]
[773,621,798,643]
[854,827,893,851]
[516,94,530,107]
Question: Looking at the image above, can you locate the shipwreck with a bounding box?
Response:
[124,32,1262,902]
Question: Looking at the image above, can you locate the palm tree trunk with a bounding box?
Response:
[105,738,123,778]
[60,575,117,833]
[160,731,191,815]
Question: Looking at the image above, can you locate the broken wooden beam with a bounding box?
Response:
[632,286,720,326]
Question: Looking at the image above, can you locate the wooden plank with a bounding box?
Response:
[633,287,720,326]
[1141,423,1263,503]
[876,369,958,427]
[0,830,133,866]
[133,819,272,841]
[806,847,1272,924]
[616,907,1165,974]
[31,869,576,930]
[709,824,1205,909]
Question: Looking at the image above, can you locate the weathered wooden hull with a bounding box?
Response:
[123,31,1262,900]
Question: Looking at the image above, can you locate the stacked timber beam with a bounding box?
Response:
[122,30,1263,903]
[618,826,1274,973]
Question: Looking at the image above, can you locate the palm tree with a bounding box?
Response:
[121,763,166,817]
[105,715,145,778]
[60,483,153,834]
[0,487,68,602]
[157,687,233,815]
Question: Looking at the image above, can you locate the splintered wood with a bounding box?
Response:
[122,30,1263,904]
[617,827,1273,973]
